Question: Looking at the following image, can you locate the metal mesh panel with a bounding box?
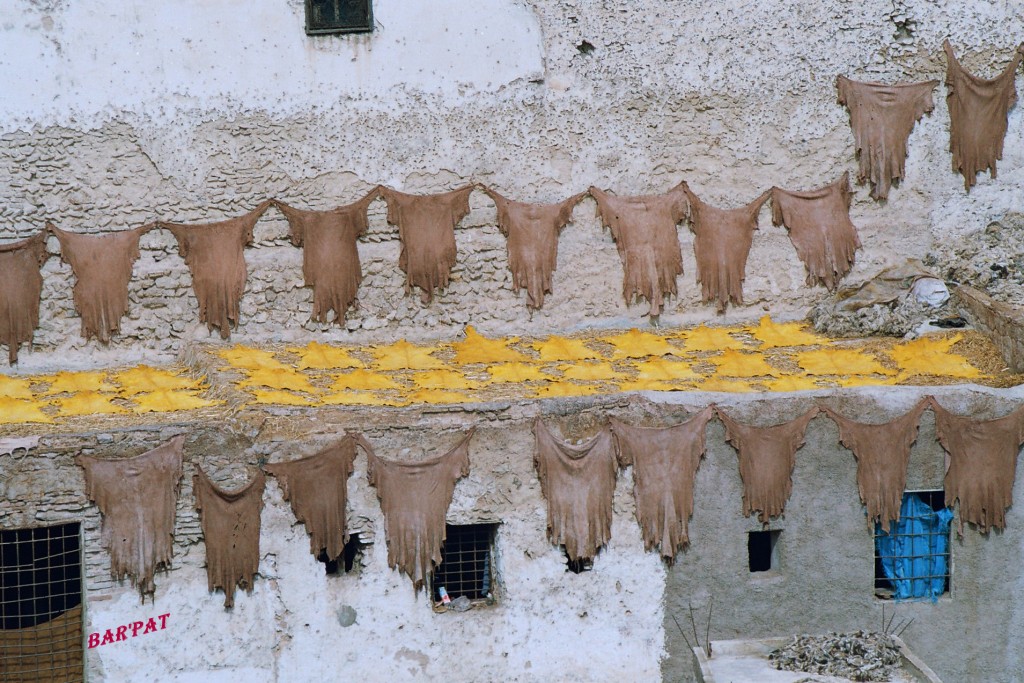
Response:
[432,524,495,602]
[0,522,84,682]
[873,490,951,601]
[305,0,373,34]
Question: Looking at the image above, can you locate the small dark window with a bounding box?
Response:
[305,0,373,35]
[748,530,780,572]
[317,533,366,576]
[432,524,497,603]
[874,490,952,601]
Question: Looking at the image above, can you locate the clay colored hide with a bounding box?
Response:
[265,436,357,562]
[822,399,929,532]
[0,231,49,364]
[357,430,474,591]
[274,189,378,325]
[193,468,266,608]
[482,187,584,310]
[931,398,1024,533]
[160,202,271,339]
[770,173,862,291]
[533,418,619,562]
[49,224,150,344]
[944,40,1024,191]
[684,186,770,313]
[836,76,937,200]
[717,408,819,523]
[589,183,688,316]
[76,435,185,599]
[611,406,714,562]
[380,186,474,303]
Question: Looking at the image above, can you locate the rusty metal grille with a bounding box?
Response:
[0,522,84,683]
[432,524,495,603]
[305,0,373,35]
[873,490,952,602]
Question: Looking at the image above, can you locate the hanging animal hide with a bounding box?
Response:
[684,186,770,313]
[160,201,272,339]
[611,406,714,562]
[533,418,619,562]
[589,183,688,316]
[380,186,474,303]
[770,174,862,291]
[193,468,265,608]
[836,76,937,200]
[931,398,1024,533]
[943,40,1024,191]
[822,399,930,532]
[482,187,584,310]
[0,231,49,365]
[76,435,185,599]
[49,223,151,344]
[264,436,357,563]
[717,408,819,523]
[274,188,379,325]
[357,430,474,590]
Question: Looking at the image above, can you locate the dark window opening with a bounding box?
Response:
[432,524,497,603]
[317,533,366,576]
[748,530,780,573]
[564,549,593,574]
[305,0,373,35]
[874,490,952,601]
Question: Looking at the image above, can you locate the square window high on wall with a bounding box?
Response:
[305,0,373,35]
[431,523,499,609]
[874,491,953,602]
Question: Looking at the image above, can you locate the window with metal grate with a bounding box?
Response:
[874,490,952,602]
[431,523,497,604]
[305,0,373,35]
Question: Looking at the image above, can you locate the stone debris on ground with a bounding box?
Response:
[768,630,902,682]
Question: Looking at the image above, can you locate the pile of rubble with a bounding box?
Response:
[768,630,902,682]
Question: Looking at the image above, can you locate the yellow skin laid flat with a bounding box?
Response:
[795,348,895,376]
[369,339,444,370]
[113,366,204,395]
[677,324,748,352]
[600,328,681,359]
[409,369,479,391]
[889,334,982,378]
[0,375,33,399]
[55,391,128,417]
[329,369,400,391]
[708,349,781,378]
[533,336,602,362]
[558,362,629,382]
[132,390,222,413]
[405,389,472,404]
[239,367,318,393]
[486,363,550,383]
[697,377,755,393]
[633,358,702,382]
[289,341,362,370]
[41,371,117,395]
[320,391,406,407]
[246,389,317,407]
[218,346,288,370]
[745,315,826,348]
[533,382,600,398]
[0,396,53,424]
[452,326,528,364]
[761,376,823,392]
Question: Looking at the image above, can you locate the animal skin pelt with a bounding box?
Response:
[482,187,585,310]
[836,76,937,200]
[160,201,272,339]
[610,407,714,562]
[49,223,151,344]
[0,231,49,365]
[589,183,688,316]
[274,188,379,325]
[379,186,474,303]
[770,173,862,291]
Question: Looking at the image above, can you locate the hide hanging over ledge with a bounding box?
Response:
[717,407,819,523]
[274,188,379,325]
[684,186,770,313]
[160,201,272,339]
[589,183,688,316]
[611,406,714,562]
[836,76,937,200]
[380,186,474,304]
[533,418,619,562]
[193,468,266,608]
[75,435,185,599]
[265,436,357,563]
[931,398,1024,533]
[943,40,1023,191]
[822,399,930,532]
[770,173,862,291]
[0,231,49,365]
[49,223,150,344]
[358,430,474,591]
[482,187,584,310]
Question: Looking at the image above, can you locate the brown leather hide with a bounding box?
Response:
[193,468,265,608]
[836,76,937,200]
[76,435,185,598]
[684,186,770,313]
[358,430,474,590]
[0,231,49,365]
[274,189,379,325]
[265,436,357,562]
[49,223,150,343]
[589,183,688,316]
[533,418,619,562]
[483,187,584,310]
[770,174,862,291]
[380,186,474,303]
[944,40,1023,191]
[717,408,819,523]
[611,406,714,562]
[160,202,271,339]
[822,399,929,532]
[932,399,1024,533]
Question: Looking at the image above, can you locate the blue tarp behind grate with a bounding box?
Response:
[875,493,954,601]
